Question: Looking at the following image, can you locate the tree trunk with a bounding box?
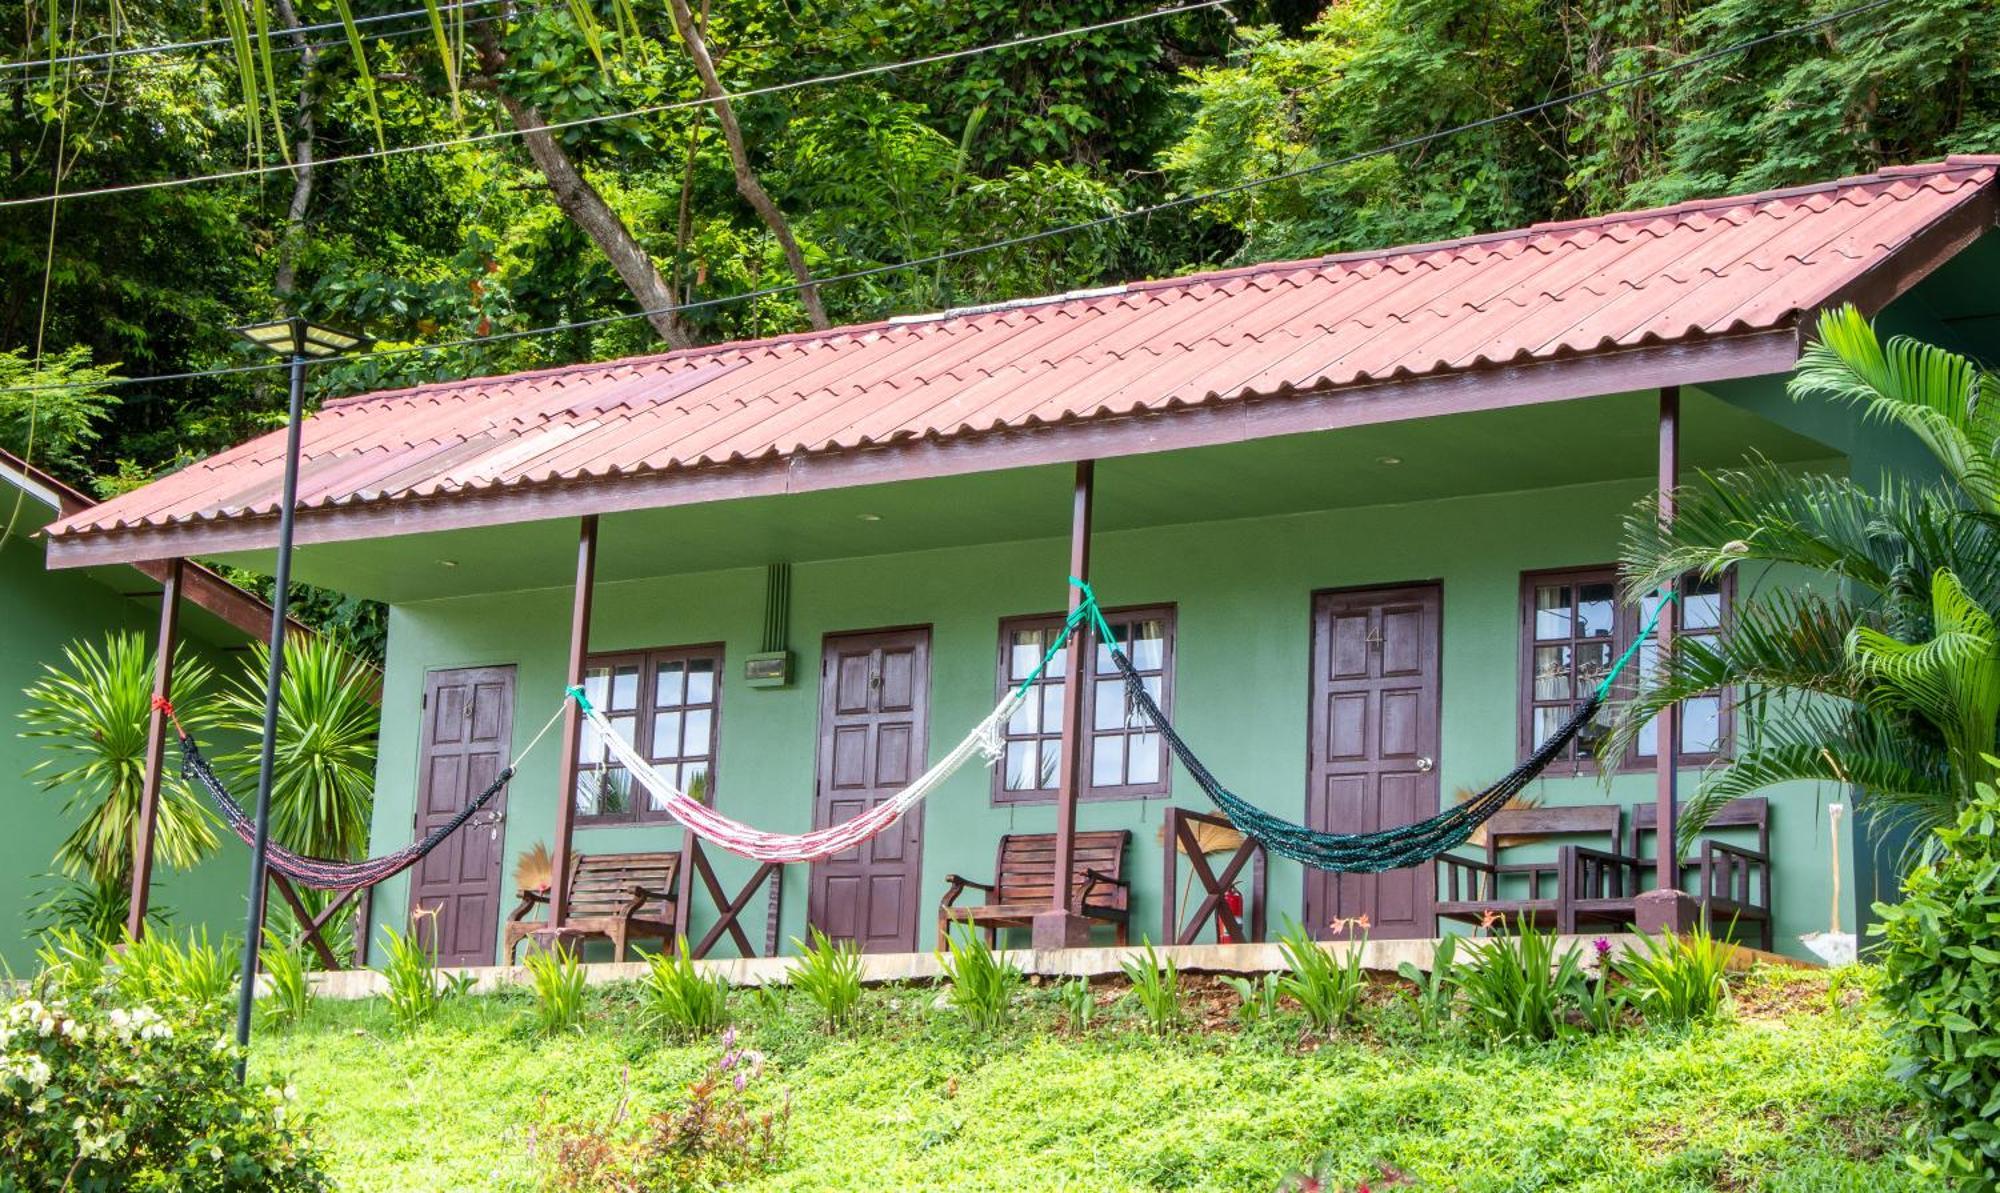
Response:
[496,94,695,349]
[665,0,830,330]
[272,0,316,307]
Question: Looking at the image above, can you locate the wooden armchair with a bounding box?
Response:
[1634,797,1773,950]
[505,850,682,963]
[1436,805,1632,934]
[938,830,1131,946]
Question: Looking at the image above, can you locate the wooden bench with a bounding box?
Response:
[1634,797,1773,950]
[1436,805,1630,934]
[939,830,1131,946]
[505,850,681,963]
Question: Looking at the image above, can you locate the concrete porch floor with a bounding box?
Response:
[309,933,1808,1000]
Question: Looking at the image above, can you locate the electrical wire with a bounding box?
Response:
[0,0,1234,208]
[0,0,1900,399]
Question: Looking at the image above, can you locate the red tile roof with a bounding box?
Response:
[49,158,2000,544]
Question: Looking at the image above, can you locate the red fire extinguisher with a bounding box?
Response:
[1218,886,1244,944]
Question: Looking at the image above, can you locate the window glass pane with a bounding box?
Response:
[1682,695,1722,754]
[1128,733,1161,784]
[1534,586,1572,640]
[1041,685,1064,734]
[1636,717,1657,758]
[1010,630,1047,681]
[1091,735,1125,786]
[1128,620,1165,671]
[683,709,712,756]
[1683,581,1723,631]
[1045,640,1066,680]
[1577,640,1612,690]
[685,658,715,704]
[649,764,679,808]
[1004,741,1037,791]
[1533,645,1572,700]
[1638,639,1661,685]
[655,661,685,707]
[682,761,711,802]
[1094,679,1126,731]
[1140,674,1163,712]
[580,720,605,766]
[652,712,682,759]
[574,772,600,815]
[610,665,640,710]
[1533,704,1567,746]
[583,667,611,707]
[585,767,631,815]
[609,714,637,755]
[1040,740,1062,788]
[1576,706,1611,759]
[1577,583,1615,638]
[1008,693,1040,735]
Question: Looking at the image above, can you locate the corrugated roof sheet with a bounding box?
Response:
[50,158,2000,540]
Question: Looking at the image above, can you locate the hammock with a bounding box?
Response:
[161,697,565,892]
[576,599,1094,864]
[1080,585,1673,872]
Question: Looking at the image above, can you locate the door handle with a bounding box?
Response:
[1415,756,1435,773]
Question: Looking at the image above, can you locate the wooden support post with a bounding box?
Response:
[1034,461,1095,950]
[547,515,599,932]
[127,558,183,940]
[1638,385,1697,934]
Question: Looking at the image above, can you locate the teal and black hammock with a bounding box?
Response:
[1079,585,1671,873]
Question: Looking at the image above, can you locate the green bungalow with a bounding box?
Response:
[40,158,2000,969]
[1,447,282,972]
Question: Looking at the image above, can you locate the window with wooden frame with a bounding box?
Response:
[574,645,722,824]
[1520,568,1729,773]
[993,607,1174,803]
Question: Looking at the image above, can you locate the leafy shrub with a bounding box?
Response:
[937,925,1021,1031]
[117,926,238,1008]
[1120,940,1182,1035]
[259,929,315,1029]
[1277,920,1367,1035]
[641,939,731,1038]
[1452,916,1591,1044]
[1396,934,1459,1034]
[376,926,448,1032]
[1617,924,1735,1026]
[1054,977,1095,1031]
[1,983,327,1189]
[524,945,588,1036]
[1875,781,2000,1186]
[533,1031,788,1189]
[789,928,862,1033]
[1223,972,1282,1025]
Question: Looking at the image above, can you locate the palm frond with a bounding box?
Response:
[217,636,380,860]
[1848,569,2000,798]
[1792,306,2000,514]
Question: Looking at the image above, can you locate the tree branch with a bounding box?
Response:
[665,0,829,330]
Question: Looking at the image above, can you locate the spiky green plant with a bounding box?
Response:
[1615,305,2000,852]
[937,925,1021,1032]
[18,631,220,885]
[1276,920,1368,1035]
[788,929,862,1033]
[524,944,588,1035]
[1119,940,1182,1035]
[1617,923,1737,1026]
[258,928,315,1029]
[218,634,380,863]
[641,939,731,1038]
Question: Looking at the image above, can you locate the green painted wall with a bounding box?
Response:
[362,470,1853,963]
[0,534,253,974]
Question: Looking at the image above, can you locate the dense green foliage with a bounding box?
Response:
[1875,778,2000,1186]
[5,0,1995,551]
[257,966,1913,1191]
[3,939,326,1191]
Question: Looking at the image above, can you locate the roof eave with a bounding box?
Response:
[44,326,1803,570]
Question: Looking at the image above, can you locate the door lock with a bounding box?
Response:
[1414,756,1435,773]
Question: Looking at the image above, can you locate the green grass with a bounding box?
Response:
[256,967,1916,1192]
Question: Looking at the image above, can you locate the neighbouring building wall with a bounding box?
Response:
[0,539,252,974]
[363,468,1853,962]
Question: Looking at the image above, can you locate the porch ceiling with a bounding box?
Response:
[212,386,1838,603]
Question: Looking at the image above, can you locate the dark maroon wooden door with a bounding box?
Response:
[809,628,931,954]
[1304,585,1441,940]
[409,665,515,967]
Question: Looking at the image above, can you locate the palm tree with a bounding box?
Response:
[216,634,380,862]
[18,631,221,886]
[1613,305,2000,851]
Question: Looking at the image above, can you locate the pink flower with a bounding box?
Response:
[1592,938,1612,959]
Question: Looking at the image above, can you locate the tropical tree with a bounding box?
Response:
[217,635,380,862]
[1613,305,2000,853]
[18,631,221,886]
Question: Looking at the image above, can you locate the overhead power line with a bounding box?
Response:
[0,0,1234,209]
[0,0,506,73]
[0,0,1898,399]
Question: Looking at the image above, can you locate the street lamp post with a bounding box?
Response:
[228,317,370,1080]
